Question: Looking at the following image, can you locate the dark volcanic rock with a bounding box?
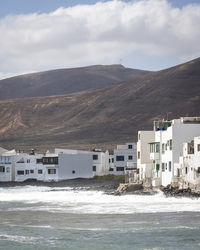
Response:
[161,185,200,198]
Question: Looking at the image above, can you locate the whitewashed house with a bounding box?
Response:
[91,150,110,176]
[55,148,109,177]
[0,146,117,182]
[108,154,115,172]
[14,152,44,182]
[114,142,137,174]
[137,131,154,182]
[14,150,93,182]
[0,148,16,182]
[177,136,200,190]
[150,117,200,187]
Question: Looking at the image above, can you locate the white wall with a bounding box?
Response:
[179,136,200,189]
[0,153,16,182]
[155,122,200,187]
[137,131,154,181]
[114,142,137,174]
[173,124,200,163]
[14,153,44,182]
[0,163,12,182]
[56,148,110,177]
[58,153,93,180]
[160,126,173,187]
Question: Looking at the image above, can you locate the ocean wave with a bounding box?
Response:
[0,186,200,214]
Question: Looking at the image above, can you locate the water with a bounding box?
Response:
[1,186,200,249]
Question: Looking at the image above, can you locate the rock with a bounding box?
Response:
[160,184,200,198]
[115,183,143,195]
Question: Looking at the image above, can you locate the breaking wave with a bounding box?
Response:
[0,186,200,214]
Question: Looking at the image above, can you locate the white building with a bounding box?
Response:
[150,117,200,187]
[137,131,154,181]
[14,150,93,182]
[177,136,200,190]
[55,148,110,177]
[114,142,137,174]
[108,154,115,172]
[14,152,44,182]
[0,148,16,182]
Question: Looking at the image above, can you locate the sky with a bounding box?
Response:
[0,0,200,79]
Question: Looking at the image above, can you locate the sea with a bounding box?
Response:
[1,186,200,250]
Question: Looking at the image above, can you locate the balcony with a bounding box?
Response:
[149,142,160,160]
[150,152,160,160]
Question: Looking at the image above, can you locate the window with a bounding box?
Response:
[38,170,43,174]
[109,158,114,163]
[165,144,167,150]
[48,169,56,174]
[138,151,140,159]
[162,163,165,172]
[36,158,43,164]
[30,170,34,174]
[166,163,168,170]
[43,157,58,165]
[155,143,160,153]
[162,144,165,154]
[72,170,76,174]
[156,164,160,171]
[0,156,11,164]
[197,144,200,152]
[177,168,180,177]
[169,161,171,172]
[6,167,10,173]
[27,159,30,163]
[128,155,133,160]
[25,170,29,175]
[128,144,133,149]
[170,141,172,149]
[116,156,124,161]
[150,144,153,153]
[93,155,98,160]
[185,167,188,175]
[109,168,114,171]
[116,167,124,171]
[93,166,96,172]
[197,167,200,173]
[17,158,25,163]
[17,170,24,175]
[0,166,5,173]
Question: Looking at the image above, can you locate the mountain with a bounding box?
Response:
[0,57,199,151]
[0,65,149,100]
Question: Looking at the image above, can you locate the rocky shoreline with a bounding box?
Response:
[160,185,200,198]
[114,182,158,196]
[1,179,200,198]
[113,183,200,198]
[0,178,122,192]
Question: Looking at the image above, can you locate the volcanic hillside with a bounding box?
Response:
[0,57,199,151]
[0,64,149,100]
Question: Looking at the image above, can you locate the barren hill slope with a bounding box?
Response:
[0,57,199,151]
[0,64,149,100]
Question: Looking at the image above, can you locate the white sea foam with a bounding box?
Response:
[0,234,39,243]
[1,186,200,214]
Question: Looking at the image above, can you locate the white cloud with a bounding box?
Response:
[0,0,200,78]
